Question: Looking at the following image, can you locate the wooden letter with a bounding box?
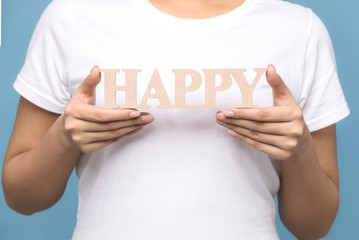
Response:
[203,69,233,108]
[138,69,172,109]
[232,68,265,108]
[101,69,120,108]
[101,69,140,108]
[121,69,141,108]
[173,69,202,108]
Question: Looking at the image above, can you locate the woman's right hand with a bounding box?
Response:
[63,66,154,153]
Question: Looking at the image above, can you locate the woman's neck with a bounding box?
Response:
[148,0,246,19]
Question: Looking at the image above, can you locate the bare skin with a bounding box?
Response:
[216,65,339,239]
[149,0,246,19]
[2,66,154,214]
[3,1,339,239]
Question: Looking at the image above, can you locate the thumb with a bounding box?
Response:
[74,66,101,100]
[266,64,295,106]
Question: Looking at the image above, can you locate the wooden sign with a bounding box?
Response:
[100,68,266,109]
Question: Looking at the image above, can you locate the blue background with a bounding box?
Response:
[0,0,358,239]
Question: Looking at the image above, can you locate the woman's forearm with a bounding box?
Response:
[215,66,340,239]
[2,115,81,215]
[278,131,339,239]
[2,67,152,215]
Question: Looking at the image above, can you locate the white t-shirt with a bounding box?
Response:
[14,0,349,239]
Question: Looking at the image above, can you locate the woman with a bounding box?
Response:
[2,0,349,239]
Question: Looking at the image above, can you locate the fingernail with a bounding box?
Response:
[130,111,141,118]
[216,113,225,120]
[134,127,144,133]
[228,130,238,137]
[141,115,154,123]
[216,120,225,126]
[91,65,99,74]
[267,64,275,74]
[223,111,234,117]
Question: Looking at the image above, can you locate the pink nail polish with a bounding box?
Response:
[130,111,141,118]
[141,115,154,123]
[134,127,144,133]
[228,130,239,137]
[216,120,225,126]
[224,111,234,117]
[216,113,225,120]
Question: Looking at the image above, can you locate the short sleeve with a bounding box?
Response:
[300,11,350,132]
[13,0,71,114]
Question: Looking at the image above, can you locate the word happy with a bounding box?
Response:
[100,68,266,109]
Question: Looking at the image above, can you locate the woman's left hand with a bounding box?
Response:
[216,65,310,161]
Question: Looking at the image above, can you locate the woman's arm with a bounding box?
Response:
[278,124,339,239]
[2,67,154,215]
[216,65,339,239]
[2,97,79,215]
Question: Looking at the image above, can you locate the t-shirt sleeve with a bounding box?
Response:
[13,0,71,114]
[300,11,350,132]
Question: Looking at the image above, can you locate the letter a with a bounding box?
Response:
[138,69,173,109]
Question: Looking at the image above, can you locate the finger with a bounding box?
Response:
[72,124,147,144]
[70,113,154,132]
[218,104,302,122]
[80,127,145,153]
[217,117,293,135]
[73,66,102,101]
[266,64,296,106]
[217,121,297,151]
[67,100,142,122]
[227,130,291,161]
